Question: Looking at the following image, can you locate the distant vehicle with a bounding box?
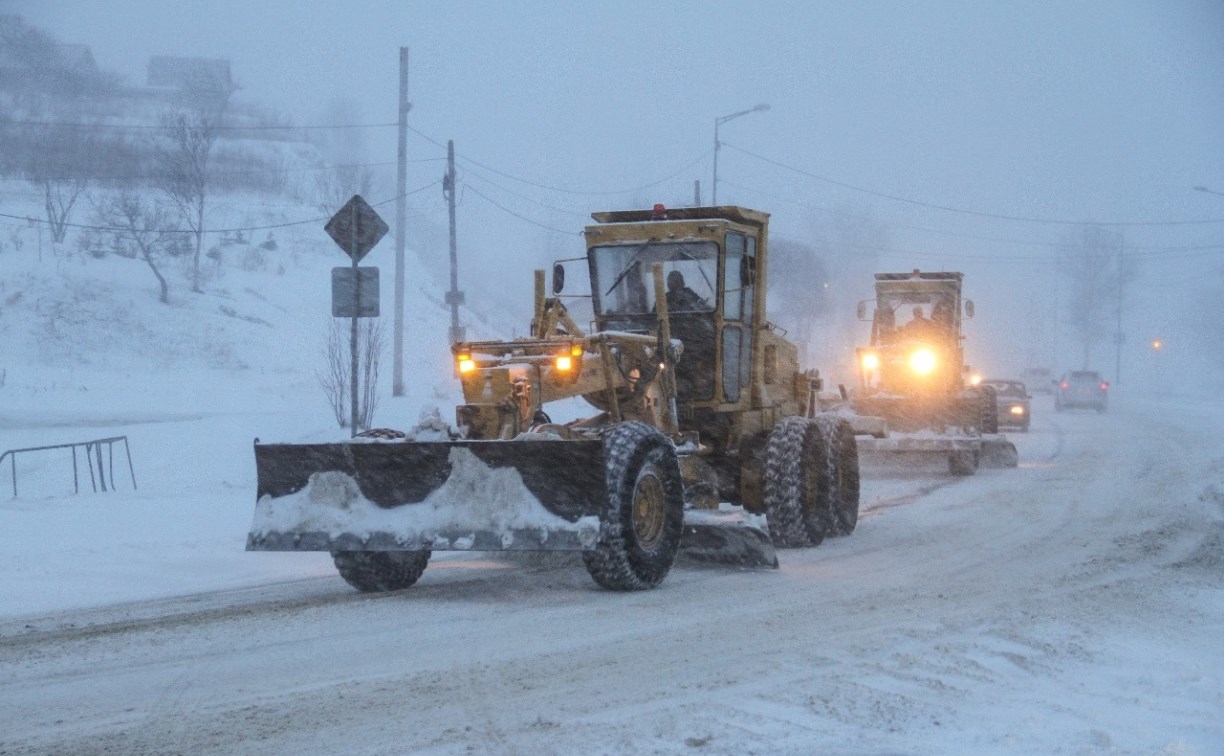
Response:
[1021,367,1055,394]
[1055,370,1108,413]
[982,379,1031,431]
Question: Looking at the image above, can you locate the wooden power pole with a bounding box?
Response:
[393,47,409,396]
[443,140,464,344]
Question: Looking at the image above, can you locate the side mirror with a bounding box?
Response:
[857,301,867,320]
[964,299,975,318]
[551,263,565,294]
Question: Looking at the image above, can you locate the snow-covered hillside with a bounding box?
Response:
[0,189,492,436]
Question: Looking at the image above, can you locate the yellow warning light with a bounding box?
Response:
[570,344,584,357]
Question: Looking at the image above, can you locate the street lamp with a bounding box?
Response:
[1193,185,1224,198]
[712,103,770,205]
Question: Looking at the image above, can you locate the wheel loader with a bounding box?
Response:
[248,205,860,592]
[842,270,1018,475]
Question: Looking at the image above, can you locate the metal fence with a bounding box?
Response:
[1,435,137,499]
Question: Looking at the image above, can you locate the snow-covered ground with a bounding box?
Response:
[1,208,1222,754]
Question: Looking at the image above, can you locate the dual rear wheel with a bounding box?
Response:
[763,415,860,548]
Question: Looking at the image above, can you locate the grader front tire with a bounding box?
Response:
[331,549,432,592]
[582,423,685,591]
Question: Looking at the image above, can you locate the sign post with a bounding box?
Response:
[325,195,388,436]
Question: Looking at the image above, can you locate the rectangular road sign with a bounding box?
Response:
[331,266,380,317]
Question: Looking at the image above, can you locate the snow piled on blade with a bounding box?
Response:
[249,445,599,549]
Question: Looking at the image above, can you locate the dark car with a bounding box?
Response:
[1055,370,1108,413]
[983,379,1031,431]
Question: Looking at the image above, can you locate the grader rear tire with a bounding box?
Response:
[582,422,685,591]
[816,414,861,537]
[331,549,431,592]
[763,416,830,548]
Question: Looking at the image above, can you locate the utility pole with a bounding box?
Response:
[443,140,464,344]
[693,180,701,206]
[392,47,409,396]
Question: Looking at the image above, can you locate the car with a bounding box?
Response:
[982,379,1031,431]
[1055,370,1108,413]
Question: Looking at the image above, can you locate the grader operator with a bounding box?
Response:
[248,205,861,593]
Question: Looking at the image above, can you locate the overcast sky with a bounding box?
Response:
[12,0,1224,381]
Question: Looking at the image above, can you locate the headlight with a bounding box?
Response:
[909,348,937,375]
[861,352,880,371]
[969,373,982,386]
[1010,405,1025,416]
[555,355,574,372]
[457,354,476,374]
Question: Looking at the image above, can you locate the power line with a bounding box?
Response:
[461,169,590,217]
[407,124,711,197]
[722,179,1223,255]
[0,179,443,235]
[0,158,446,184]
[0,119,399,132]
[724,142,1224,227]
[464,185,577,236]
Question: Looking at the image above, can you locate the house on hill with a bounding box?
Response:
[146,55,235,104]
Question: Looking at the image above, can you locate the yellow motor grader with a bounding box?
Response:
[847,270,1017,475]
[247,205,860,592]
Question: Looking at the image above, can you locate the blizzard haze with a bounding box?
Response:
[13,0,1224,386]
[1,2,1223,754]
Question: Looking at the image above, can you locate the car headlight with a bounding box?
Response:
[909,348,937,375]
[1009,405,1025,416]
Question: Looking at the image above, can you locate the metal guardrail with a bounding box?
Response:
[1,435,137,499]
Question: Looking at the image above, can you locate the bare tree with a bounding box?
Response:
[156,75,235,293]
[310,164,375,215]
[91,192,182,304]
[1061,226,1137,369]
[318,317,386,430]
[768,237,830,367]
[23,128,98,243]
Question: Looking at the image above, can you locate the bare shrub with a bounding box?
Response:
[318,317,385,431]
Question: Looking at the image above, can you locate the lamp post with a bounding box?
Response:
[712,103,769,205]
[1193,185,1224,198]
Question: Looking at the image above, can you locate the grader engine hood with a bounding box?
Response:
[248,438,605,552]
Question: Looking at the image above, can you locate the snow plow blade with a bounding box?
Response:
[680,509,779,568]
[247,439,606,552]
[979,435,1019,468]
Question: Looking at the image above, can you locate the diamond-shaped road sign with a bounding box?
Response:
[325,194,388,263]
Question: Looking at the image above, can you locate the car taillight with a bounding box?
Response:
[1060,381,1069,390]
[1100,383,1108,390]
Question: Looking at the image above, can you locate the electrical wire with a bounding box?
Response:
[0,178,443,235]
[463,185,578,236]
[723,142,1224,227]
[408,124,711,197]
[721,179,1224,256]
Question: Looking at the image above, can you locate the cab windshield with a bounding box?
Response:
[591,241,718,319]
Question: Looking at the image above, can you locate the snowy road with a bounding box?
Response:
[1,394,1221,754]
